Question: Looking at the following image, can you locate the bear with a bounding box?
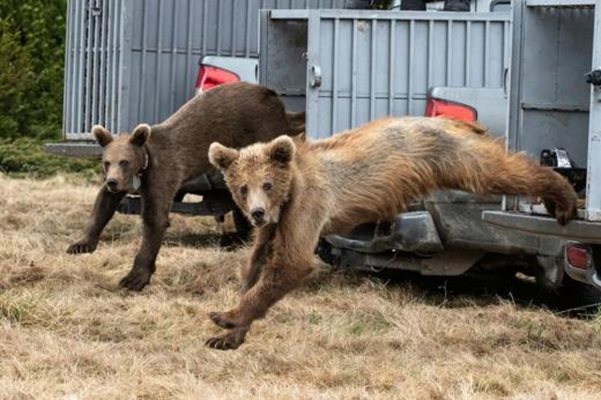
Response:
[205,116,578,350]
[67,82,304,291]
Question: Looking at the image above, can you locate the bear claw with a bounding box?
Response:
[205,335,240,350]
[205,328,248,350]
[66,239,98,254]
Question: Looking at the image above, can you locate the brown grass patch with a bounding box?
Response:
[0,173,600,399]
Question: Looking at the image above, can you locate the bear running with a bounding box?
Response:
[206,116,578,350]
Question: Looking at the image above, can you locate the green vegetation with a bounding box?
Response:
[0,290,40,324]
[0,0,67,140]
[0,138,97,178]
[0,1,86,176]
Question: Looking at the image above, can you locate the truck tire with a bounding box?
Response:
[557,276,601,315]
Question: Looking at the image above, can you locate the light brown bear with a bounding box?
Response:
[67,82,304,291]
[206,116,578,350]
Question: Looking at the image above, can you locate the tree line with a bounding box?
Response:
[0,0,66,140]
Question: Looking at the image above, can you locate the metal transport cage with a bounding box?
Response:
[482,0,601,243]
[61,0,346,141]
[258,6,600,293]
[259,8,511,138]
[51,0,601,291]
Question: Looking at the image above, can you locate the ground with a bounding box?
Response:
[0,174,600,400]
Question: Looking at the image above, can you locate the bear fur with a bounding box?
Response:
[67,82,304,291]
[206,116,578,350]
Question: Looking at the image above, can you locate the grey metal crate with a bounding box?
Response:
[63,0,346,140]
[506,0,598,221]
[259,9,511,139]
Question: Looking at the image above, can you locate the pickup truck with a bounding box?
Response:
[48,1,600,305]
[195,55,601,306]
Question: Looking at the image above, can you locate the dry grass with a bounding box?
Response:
[0,173,600,400]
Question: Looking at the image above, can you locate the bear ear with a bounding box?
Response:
[92,125,113,148]
[267,135,295,165]
[209,142,239,171]
[129,123,151,147]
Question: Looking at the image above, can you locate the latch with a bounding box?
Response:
[540,148,587,193]
[585,69,601,86]
[309,64,322,88]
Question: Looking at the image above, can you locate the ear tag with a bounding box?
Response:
[132,175,142,191]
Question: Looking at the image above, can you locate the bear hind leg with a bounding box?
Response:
[452,145,578,225]
[492,154,577,224]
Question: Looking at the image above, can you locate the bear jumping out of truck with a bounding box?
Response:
[206,116,578,350]
[67,82,304,291]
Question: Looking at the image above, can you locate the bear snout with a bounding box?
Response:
[250,208,266,224]
[106,178,119,192]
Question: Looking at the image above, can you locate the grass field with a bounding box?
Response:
[0,173,600,399]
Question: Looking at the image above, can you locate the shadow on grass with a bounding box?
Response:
[101,226,601,319]
[355,268,601,318]
[164,232,247,251]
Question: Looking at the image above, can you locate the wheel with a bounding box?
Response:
[535,254,601,315]
[173,190,186,202]
[556,276,601,315]
[316,239,339,266]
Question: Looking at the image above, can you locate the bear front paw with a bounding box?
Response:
[66,239,98,254]
[118,268,152,291]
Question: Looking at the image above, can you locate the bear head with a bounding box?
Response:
[92,123,151,193]
[208,135,296,227]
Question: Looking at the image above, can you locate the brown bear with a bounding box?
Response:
[206,116,578,350]
[67,82,304,291]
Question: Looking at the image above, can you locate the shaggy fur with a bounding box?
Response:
[67,82,304,291]
[206,116,578,350]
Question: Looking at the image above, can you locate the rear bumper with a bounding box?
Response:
[482,211,601,244]
[483,211,601,292]
[319,210,483,276]
[324,211,444,254]
[44,141,102,158]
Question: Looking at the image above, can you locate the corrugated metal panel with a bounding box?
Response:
[508,1,597,220]
[587,1,601,221]
[63,0,346,140]
[64,0,125,138]
[298,10,511,138]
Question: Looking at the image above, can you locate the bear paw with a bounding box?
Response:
[205,328,247,351]
[208,310,246,329]
[544,198,576,226]
[118,268,152,291]
[66,238,98,254]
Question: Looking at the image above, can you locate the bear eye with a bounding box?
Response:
[239,185,248,196]
[103,161,110,172]
[119,160,130,167]
[262,182,272,191]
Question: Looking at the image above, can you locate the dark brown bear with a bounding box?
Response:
[67,82,304,291]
